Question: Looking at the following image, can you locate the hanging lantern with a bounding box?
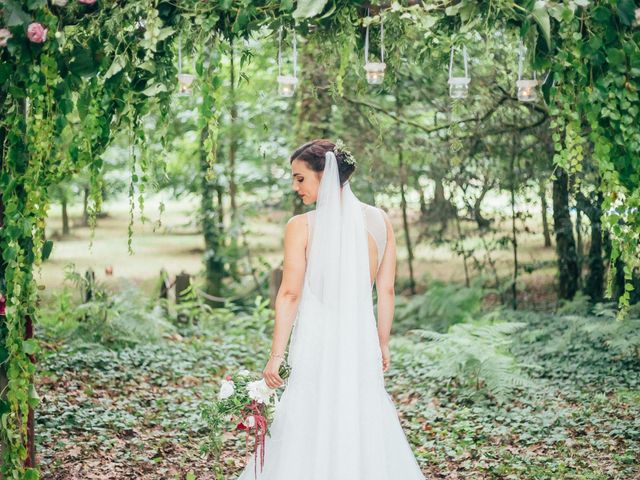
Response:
[448,45,470,99]
[364,11,385,85]
[277,75,298,97]
[176,34,194,96]
[277,27,298,97]
[516,45,538,102]
[178,73,195,96]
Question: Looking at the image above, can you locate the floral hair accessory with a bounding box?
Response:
[334,138,357,166]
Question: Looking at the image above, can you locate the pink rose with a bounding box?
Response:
[27,22,47,43]
[79,0,97,4]
[0,28,12,47]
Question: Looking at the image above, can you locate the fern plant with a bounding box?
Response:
[575,303,640,360]
[394,280,485,333]
[62,264,176,348]
[409,315,535,402]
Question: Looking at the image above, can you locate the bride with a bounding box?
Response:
[235,139,426,479]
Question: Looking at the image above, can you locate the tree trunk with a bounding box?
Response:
[473,182,492,230]
[62,194,70,236]
[509,148,519,310]
[215,184,224,227]
[580,190,604,301]
[293,39,333,216]
[200,126,225,303]
[575,206,583,289]
[295,39,333,142]
[82,186,89,226]
[399,148,416,295]
[228,41,238,220]
[552,168,579,300]
[539,179,552,247]
[417,179,427,218]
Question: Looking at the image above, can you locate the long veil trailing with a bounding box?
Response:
[235,151,426,479]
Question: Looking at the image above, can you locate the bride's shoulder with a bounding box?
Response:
[284,212,312,243]
[361,202,388,218]
[287,210,314,223]
[285,211,312,231]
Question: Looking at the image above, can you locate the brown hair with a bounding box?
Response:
[289,139,356,186]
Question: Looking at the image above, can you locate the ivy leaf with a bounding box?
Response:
[137,60,157,73]
[607,48,626,66]
[156,26,175,42]
[104,55,127,80]
[77,88,91,120]
[23,339,38,355]
[615,0,636,26]
[532,3,551,49]
[27,384,40,409]
[293,0,329,19]
[24,469,39,480]
[26,0,46,9]
[69,47,99,77]
[3,0,31,27]
[42,240,53,261]
[141,83,168,96]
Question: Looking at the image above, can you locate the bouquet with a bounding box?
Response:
[202,361,291,479]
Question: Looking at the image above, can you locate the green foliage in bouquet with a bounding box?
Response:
[200,361,292,475]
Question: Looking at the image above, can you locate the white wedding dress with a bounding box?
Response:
[235,151,426,480]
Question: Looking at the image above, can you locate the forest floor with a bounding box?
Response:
[36,302,640,479]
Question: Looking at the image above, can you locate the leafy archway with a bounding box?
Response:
[1,0,638,477]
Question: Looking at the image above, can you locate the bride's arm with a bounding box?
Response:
[375,210,397,372]
[263,214,307,389]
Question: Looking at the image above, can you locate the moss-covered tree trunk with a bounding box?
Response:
[200,126,225,304]
[61,195,70,236]
[580,190,604,301]
[539,179,552,248]
[0,122,7,467]
[293,38,333,215]
[552,167,579,300]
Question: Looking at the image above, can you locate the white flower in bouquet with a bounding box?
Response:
[218,379,235,400]
[247,379,274,404]
[238,368,250,377]
[244,415,256,427]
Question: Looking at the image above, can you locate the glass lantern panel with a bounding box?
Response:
[449,83,469,98]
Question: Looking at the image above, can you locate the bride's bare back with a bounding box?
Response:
[303,202,396,287]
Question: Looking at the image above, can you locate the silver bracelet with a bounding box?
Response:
[270,352,285,359]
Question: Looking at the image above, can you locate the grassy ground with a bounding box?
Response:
[40,195,558,303]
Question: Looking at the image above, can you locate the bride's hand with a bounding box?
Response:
[263,357,285,389]
[380,343,390,372]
